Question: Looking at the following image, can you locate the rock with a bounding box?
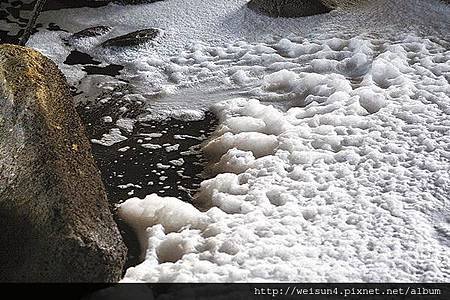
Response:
[247,0,334,17]
[116,0,164,4]
[101,28,160,47]
[43,0,113,10]
[0,44,127,282]
[71,26,112,40]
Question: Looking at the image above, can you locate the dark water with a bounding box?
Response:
[0,0,110,44]
[64,50,125,76]
[84,64,124,76]
[77,87,218,270]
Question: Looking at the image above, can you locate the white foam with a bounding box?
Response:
[22,0,450,283]
[118,183,142,189]
[141,143,162,150]
[120,32,450,282]
[117,194,210,261]
[91,128,127,146]
[165,144,180,152]
[116,118,136,133]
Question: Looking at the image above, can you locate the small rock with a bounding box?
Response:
[71,25,112,39]
[115,0,164,4]
[101,28,160,47]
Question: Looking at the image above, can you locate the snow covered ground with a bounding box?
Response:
[15,0,450,281]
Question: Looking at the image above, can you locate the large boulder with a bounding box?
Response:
[0,44,127,282]
[247,0,334,17]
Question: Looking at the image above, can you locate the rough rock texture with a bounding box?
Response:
[247,0,334,17]
[0,44,126,282]
[72,26,112,39]
[101,28,160,47]
[116,0,164,4]
[43,0,112,10]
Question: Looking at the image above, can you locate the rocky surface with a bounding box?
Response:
[101,28,160,47]
[116,0,165,4]
[0,44,127,282]
[71,26,112,40]
[247,0,333,17]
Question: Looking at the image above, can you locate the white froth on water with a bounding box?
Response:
[22,0,450,282]
[26,0,449,118]
[91,128,128,146]
[118,31,450,282]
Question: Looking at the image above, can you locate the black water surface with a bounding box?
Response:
[84,64,124,76]
[64,50,101,65]
[77,85,218,271]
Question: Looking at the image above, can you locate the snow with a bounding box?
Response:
[18,0,450,283]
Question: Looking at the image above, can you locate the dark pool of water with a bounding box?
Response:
[64,49,125,76]
[77,84,218,271]
[84,64,124,76]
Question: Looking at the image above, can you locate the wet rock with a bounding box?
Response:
[71,25,112,40]
[101,28,160,47]
[116,0,164,4]
[0,44,127,282]
[247,0,333,17]
[43,0,112,10]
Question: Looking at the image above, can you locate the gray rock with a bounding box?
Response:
[0,44,127,282]
[247,0,334,17]
[101,28,160,47]
[72,26,112,40]
[115,0,164,4]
